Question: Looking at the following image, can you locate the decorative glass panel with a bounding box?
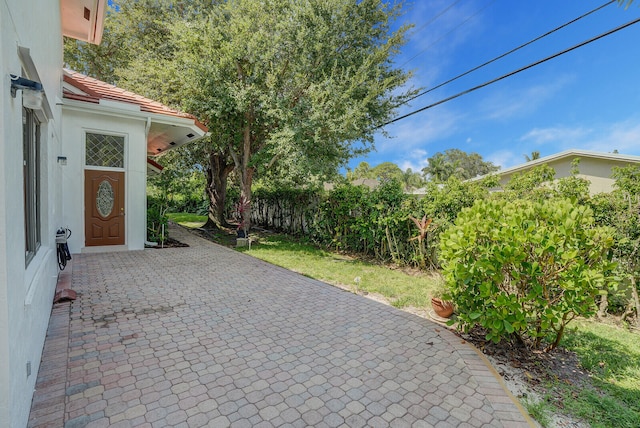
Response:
[96,180,115,217]
[86,133,124,168]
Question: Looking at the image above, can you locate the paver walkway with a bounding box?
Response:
[28,224,533,428]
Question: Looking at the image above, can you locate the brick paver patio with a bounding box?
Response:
[28,224,533,427]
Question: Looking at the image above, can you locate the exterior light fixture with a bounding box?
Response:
[10,74,43,97]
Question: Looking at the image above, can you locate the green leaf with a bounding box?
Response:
[504,320,514,334]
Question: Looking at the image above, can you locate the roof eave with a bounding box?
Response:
[61,98,207,154]
[60,0,107,45]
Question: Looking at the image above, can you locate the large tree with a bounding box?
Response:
[422,149,499,182]
[65,0,240,228]
[370,162,404,183]
[172,0,415,230]
[65,0,415,229]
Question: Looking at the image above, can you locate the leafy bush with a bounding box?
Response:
[313,179,407,258]
[439,198,616,351]
[147,196,169,243]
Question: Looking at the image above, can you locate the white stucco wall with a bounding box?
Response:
[0,1,65,426]
[61,108,148,252]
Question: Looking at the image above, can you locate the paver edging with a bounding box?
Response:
[439,328,537,427]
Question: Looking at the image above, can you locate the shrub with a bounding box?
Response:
[147,196,169,243]
[439,198,616,351]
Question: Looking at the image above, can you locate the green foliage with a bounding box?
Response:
[439,198,616,350]
[171,0,417,229]
[347,161,373,180]
[560,321,640,426]
[498,160,591,204]
[421,149,499,182]
[147,154,207,215]
[251,186,320,235]
[238,233,441,309]
[522,398,551,427]
[314,179,406,258]
[147,196,169,243]
[500,164,556,201]
[523,150,541,162]
[419,175,497,226]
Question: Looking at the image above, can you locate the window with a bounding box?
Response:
[23,107,41,265]
[86,133,125,168]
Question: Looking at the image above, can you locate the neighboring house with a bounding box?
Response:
[493,149,640,194]
[324,178,380,191]
[61,69,206,252]
[0,2,206,426]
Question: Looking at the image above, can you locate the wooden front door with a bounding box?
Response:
[85,170,125,246]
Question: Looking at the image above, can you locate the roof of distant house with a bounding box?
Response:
[477,149,640,180]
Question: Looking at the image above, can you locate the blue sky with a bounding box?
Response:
[353,0,640,173]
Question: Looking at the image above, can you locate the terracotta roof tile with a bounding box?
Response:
[62,69,207,132]
[147,157,164,172]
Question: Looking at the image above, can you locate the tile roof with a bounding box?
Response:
[146,157,164,172]
[62,69,207,132]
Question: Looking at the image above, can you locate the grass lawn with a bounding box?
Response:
[167,212,207,228]
[554,320,640,428]
[242,234,442,309]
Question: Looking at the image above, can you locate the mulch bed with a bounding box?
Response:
[148,237,190,248]
[460,326,591,392]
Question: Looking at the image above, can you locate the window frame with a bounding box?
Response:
[23,107,41,266]
[85,132,126,170]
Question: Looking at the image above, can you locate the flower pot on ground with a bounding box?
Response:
[431,297,454,318]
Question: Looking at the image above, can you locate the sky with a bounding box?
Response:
[351,0,640,174]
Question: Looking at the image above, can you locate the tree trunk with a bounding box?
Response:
[203,150,234,229]
[229,116,256,235]
[597,292,609,319]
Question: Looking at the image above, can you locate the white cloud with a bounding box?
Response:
[481,75,575,121]
[376,106,461,154]
[517,118,640,156]
[400,0,489,91]
[398,149,430,173]
[581,120,640,154]
[486,150,522,170]
[519,126,591,146]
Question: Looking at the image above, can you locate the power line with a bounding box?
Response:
[403,0,615,105]
[412,0,464,35]
[400,0,497,68]
[382,16,640,128]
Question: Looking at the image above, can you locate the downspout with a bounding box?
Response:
[144,117,158,247]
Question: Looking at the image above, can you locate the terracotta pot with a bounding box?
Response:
[431,297,454,318]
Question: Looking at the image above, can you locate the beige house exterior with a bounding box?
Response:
[494,150,640,194]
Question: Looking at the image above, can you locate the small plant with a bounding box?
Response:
[408,215,434,269]
[147,196,169,243]
[233,196,251,237]
[352,276,361,294]
[439,198,616,351]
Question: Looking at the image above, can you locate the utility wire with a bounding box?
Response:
[412,0,464,35]
[400,0,497,68]
[381,16,640,128]
[403,0,615,105]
